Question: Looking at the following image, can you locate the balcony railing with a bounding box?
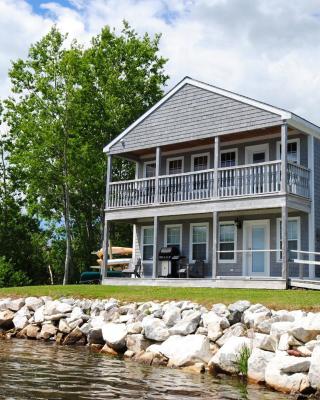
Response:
[107,161,310,209]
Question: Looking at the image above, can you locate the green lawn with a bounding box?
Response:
[0,285,320,311]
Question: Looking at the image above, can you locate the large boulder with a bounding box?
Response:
[34,306,45,324]
[102,323,127,351]
[227,300,250,324]
[270,321,295,343]
[44,300,72,316]
[209,337,252,374]
[247,348,274,383]
[63,327,85,345]
[13,314,29,330]
[216,323,246,347]
[126,334,152,353]
[26,324,40,339]
[169,311,201,336]
[290,314,320,343]
[308,344,320,390]
[87,328,104,345]
[202,312,229,342]
[157,334,211,367]
[25,297,43,311]
[0,309,15,330]
[162,306,181,327]
[7,298,25,312]
[67,306,88,323]
[243,304,272,329]
[253,332,276,352]
[127,321,143,334]
[58,319,71,334]
[142,316,169,341]
[40,323,57,340]
[265,355,311,393]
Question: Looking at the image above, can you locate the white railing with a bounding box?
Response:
[108,177,155,208]
[287,162,310,198]
[107,161,310,208]
[158,169,215,203]
[218,161,281,197]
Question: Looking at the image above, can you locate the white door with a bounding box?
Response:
[243,220,270,276]
[245,143,269,164]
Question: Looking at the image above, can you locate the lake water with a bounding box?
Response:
[0,339,289,400]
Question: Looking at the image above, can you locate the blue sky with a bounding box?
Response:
[1,0,320,124]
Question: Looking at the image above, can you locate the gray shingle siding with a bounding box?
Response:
[314,137,320,277]
[109,84,282,154]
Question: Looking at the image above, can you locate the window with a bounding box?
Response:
[277,139,300,164]
[143,161,156,178]
[190,223,208,262]
[277,217,300,262]
[142,226,154,261]
[220,150,237,168]
[165,225,182,252]
[219,222,236,262]
[191,153,210,171]
[166,157,184,175]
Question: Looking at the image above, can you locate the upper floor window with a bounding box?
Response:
[165,224,182,252]
[143,161,156,178]
[191,153,210,171]
[142,226,154,260]
[220,149,237,168]
[277,139,300,164]
[166,157,184,175]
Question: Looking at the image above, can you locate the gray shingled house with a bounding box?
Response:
[102,77,320,289]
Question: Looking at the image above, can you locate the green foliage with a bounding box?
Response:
[0,257,31,288]
[235,345,251,376]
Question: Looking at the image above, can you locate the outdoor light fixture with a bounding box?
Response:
[235,218,242,229]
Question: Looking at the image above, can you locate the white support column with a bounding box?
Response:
[281,122,288,194]
[214,136,220,198]
[152,216,159,279]
[106,154,112,209]
[102,218,110,279]
[281,203,288,284]
[135,161,139,180]
[308,134,315,279]
[212,211,218,279]
[154,147,161,204]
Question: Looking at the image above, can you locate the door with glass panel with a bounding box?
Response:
[245,144,269,194]
[244,220,270,276]
[191,153,209,199]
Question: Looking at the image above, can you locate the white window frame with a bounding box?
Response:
[218,221,237,263]
[143,160,156,178]
[166,156,184,175]
[141,226,154,261]
[276,138,300,164]
[191,152,210,171]
[189,222,209,263]
[245,143,269,164]
[164,224,182,250]
[220,148,238,167]
[276,216,301,262]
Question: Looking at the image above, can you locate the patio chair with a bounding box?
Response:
[122,258,142,278]
[189,259,205,278]
[178,257,190,278]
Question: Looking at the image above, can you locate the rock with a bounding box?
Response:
[290,315,320,343]
[157,334,211,367]
[25,297,43,311]
[243,304,272,329]
[253,332,276,352]
[146,344,162,355]
[40,324,57,340]
[16,325,28,339]
[124,350,135,359]
[126,334,152,353]
[182,362,206,374]
[59,319,71,334]
[278,333,290,351]
[0,310,15,330]
[26,324,40,339]
[56,332,64,344]
[270,321,295,342]
[68,319,83,330]
[100,344,118,356]
[169,311,201,336]
[13,314,29,330]
[80,322,91,336]
[196,327,208,335]
[63,327,84,345]
[162,306,181,327]
[228,300,251,313]
[142,316,169,341]
[296,346,312,357]
[202,312,229,342]
[152,354,169,366]
[134,351,154,365]
[87,328,104,345]
[216,323,246,347]
[90,316,105,330]
[209,337,252,374]
[305,339,320,352]
[34,306,45,324]
[247,348,274,383]
[277,355,311,373]
[212,304,230,318]
[308,344,320,390]
[44,300,72,316]
[265,356,311,394]
[127,322,142,334]
[7,298,25,312]
[102,323,127,351]
[67,307,88,323]
[0,299,11,311]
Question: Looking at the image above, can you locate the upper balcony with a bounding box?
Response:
[107,160,310,209]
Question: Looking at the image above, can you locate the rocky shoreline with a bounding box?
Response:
[0,296,320,397]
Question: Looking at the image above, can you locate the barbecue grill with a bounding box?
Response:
[158,246,180,277]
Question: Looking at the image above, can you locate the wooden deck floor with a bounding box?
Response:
[290,278,320,290]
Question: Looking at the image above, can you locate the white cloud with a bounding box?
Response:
[1,0,320,124]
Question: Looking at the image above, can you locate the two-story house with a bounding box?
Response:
[102,77,320,289]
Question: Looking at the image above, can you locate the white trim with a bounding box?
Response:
[245,143,270,164]
[276,138,300,164]
[164,224,182,250]
[220,148,238,167]
[104,77,320,153]
[191,152,210,171]
[141,225,154,261]
[243,219,270,276]
[276,216,301,263]
[166,156,184,175]
[189,222,209,263]
[218,221,237,263]
[143,160,156,178]
[308,135,315,278]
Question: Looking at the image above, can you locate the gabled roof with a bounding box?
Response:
[104,76,320,153]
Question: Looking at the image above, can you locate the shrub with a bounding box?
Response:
[236,345,251,376]
[0,256,31,288]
